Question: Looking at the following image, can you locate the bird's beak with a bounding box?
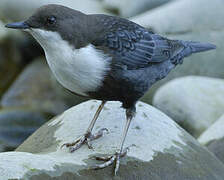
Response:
[5,21,30,29]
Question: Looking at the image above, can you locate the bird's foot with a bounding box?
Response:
[61,128,108,152]
[91,147,129,175]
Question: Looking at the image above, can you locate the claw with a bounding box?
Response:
[92,155,116,170]
[91,146,130,175]
[90,128,108,140]
[69,136,85,152]
[61,128,108,152]
[86,138,93,149]
[95,155,113,161]
[114,155,120,176]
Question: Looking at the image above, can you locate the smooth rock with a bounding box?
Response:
[0,100,223,179]
[0,0,109,22]
[103,0,173,17]
[153,76,224,137]
[198,114,224,163]
[0,108,48,152]
[1,58,87,115]
[198,114,224,145]
[131,0,224,33]
[130,0,223,103]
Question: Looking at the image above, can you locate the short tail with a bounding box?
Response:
[171,40,216,65]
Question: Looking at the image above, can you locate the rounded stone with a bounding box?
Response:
[102,0,172,17]
[130,0,224,33]
[0,100,223,179]
[198,114,224,164]
[0,108,48,151]
[0,0,109,22]
[199,114,224,145]
[130,0,223,103]
[153,76,224,137]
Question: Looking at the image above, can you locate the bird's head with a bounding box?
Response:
[5,4,89,49]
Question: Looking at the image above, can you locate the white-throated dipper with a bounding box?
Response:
[5,4,216,175]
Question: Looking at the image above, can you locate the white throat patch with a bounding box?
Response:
[29,29,111,96]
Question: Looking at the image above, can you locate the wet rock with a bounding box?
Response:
[0,0,109,22]
[0,108,48,152]
[0,100,223,179]
[103,0,172,17]
[153,76,224,137]
[130,0,223,103]
[1,58,87,115]
[198,114,224,163]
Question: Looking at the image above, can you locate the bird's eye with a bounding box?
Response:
[47,16,56,25]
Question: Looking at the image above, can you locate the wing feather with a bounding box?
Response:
[91,15,184,69]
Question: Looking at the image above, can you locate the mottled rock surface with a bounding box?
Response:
[198,114,224,163]
[0,101,223,179]
[153,76,224,137]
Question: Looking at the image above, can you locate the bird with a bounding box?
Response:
[5,4,216,175]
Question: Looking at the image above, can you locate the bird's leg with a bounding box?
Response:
[92,106,136,175]
[61,101,108,152]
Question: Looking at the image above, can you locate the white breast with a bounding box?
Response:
[29,29,111,96]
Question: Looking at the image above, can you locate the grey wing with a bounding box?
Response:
[92,19,185,70]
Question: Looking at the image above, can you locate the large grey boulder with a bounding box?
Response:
[102,0,173,18]
[0,100,223,179]
[0,0,109,22]
[130,0,223,103]
[153,76,224,137]
[198,114,224,163]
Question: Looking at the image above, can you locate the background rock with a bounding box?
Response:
[131,0,224,33]
[130,0,223,103]
[0,32,26,97]
[0,20,7,41]
[10,33,44,64]
[0,108,48,151]
[198,114,224,145]
[1,58,87,115]
[0,0,109,22]
[198,114,224,164]
[1,100,220,179]
[102,0,173,17]
[153,76,224,137]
